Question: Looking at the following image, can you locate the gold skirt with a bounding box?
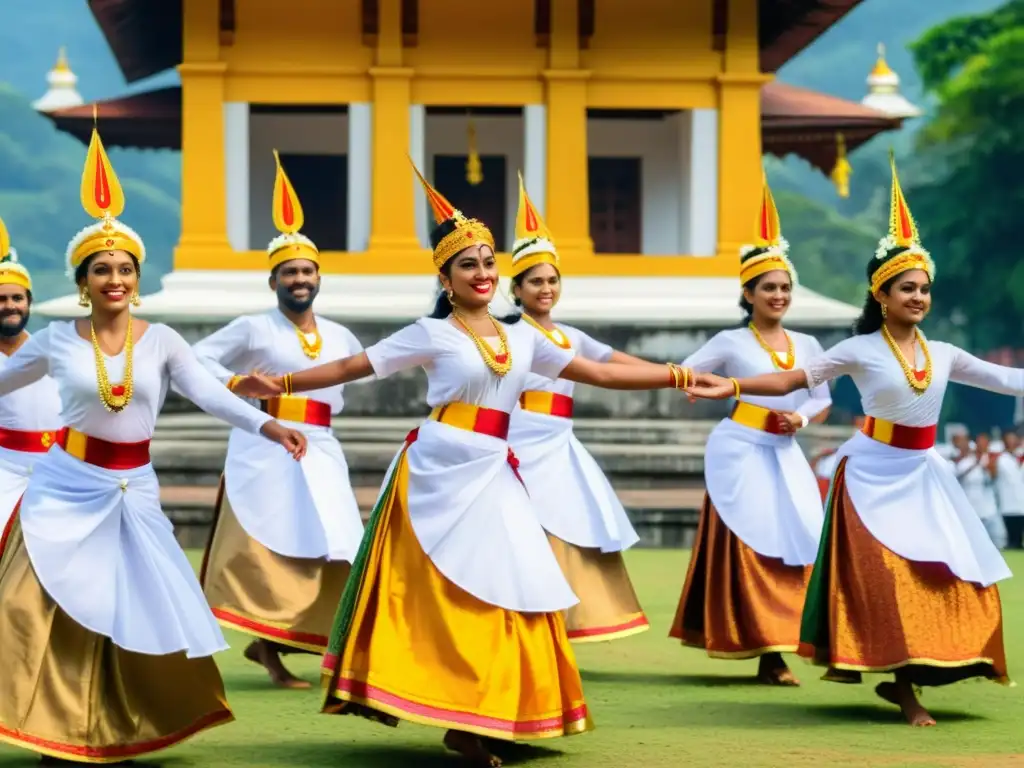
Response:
[799,459,1009,686]
[547,535,648,642]
[321,448,593,741]
[200,478,351,654]
[669,495,810,659]
[0,514,232,763]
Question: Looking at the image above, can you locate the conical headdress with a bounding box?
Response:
[410,158,494,269]
[870,152,934,293]
[0,214,31,291]
[65,108,145,278]
[267,150,318,272]
[739,173,796,286]
[510,172,559,279]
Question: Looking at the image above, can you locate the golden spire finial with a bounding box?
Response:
[55,46,70,73]
[871,42,895,78]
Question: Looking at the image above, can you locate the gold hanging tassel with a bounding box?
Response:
[830,133,852,199]
[466,119,483,186]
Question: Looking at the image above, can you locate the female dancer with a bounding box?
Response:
[0,123,306,762]
[246,165,703,767]
[669,177,830,685]
[505,175,650,643]
[686,156,1020,727]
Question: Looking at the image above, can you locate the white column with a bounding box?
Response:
[347,103,372,252]
[523,105,547,216]
[223,102,250,251]
[682,109,718,256]
[409,104,428,248]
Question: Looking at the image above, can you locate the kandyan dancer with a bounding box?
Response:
[686,155,1021,727]
[245,164,707,766]
[505,174,649,643]
[196,152,364,689]
[669,176,830,685]
[0,215,62,530]
[0,122,306,763]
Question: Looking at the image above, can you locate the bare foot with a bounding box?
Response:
[443,730,502,766]
[888,680,936,727]
[243,640,311,689]
[757,653,801,686]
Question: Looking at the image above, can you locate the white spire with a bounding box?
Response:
[33,47,84,112]
[861,42,921,119]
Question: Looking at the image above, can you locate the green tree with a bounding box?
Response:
[908,0,1024,350]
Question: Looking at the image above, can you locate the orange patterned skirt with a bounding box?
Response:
[799,458,1008,686]
[670,494,810,658]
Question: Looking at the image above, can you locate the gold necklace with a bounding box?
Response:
[881,324,932,394]
[91,315,134,412]
[522,314,571,350]
[748,323,794,371]
[290,321,322,360]
[452,310,512,377]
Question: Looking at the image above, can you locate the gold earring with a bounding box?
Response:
[130,291,141,307]
[78,285,91,308]
[881,303,888,318]
[447,289,455,304]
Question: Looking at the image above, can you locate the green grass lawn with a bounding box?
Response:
[2,549,1022,767]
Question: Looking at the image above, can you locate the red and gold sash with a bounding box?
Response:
[519,391,574,419]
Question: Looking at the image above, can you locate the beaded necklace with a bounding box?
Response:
[522,314,571,350]
[91,315,133,412]
[881,324,932,394]
[748,323,795,371]
[452,311,512,377]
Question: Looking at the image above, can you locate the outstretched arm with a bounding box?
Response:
[686,369,810,400]
[278,353,374,393]
[949,346,1024,396]
[560,357,681,391]
[0,330,50,396]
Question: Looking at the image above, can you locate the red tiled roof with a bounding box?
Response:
[761,81,902,172]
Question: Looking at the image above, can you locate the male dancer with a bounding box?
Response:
[196,154,364,687]
[0,216,62,531]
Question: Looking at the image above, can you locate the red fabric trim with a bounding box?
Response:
[862,417,937,450]
[0,427,58,453]
[0,709,232,762]
[566,613,649,639]
[211,607,328,650]
[56,428,151,470]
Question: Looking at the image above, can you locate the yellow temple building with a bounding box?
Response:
[36,0,912,330]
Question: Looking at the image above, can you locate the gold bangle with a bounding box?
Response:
[226,374,243,392]
[730,377,741,398]
[283,373,294,395]
[683,367,692,389]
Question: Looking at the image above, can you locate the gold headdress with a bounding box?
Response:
[739,174,797,285]
[0,214,31,291]
[410,159,494,269]
[65,109,145,278]
[268,150,319,272]
[870,152,934,294]
[510,172,559,279]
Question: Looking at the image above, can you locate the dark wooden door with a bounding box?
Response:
[432,155,507,249]
[589,156,641,253]
[277,153,348,251]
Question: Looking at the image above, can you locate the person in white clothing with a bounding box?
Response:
[995,431,1024,549]
[0,123,306,763]
[955,432,1005,549]
[504,175,650,644]
[196,152,365,689]
[687,154,1021,728]
[670,175,831,686]
[243,164,710,767]
[0,215,62,531]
